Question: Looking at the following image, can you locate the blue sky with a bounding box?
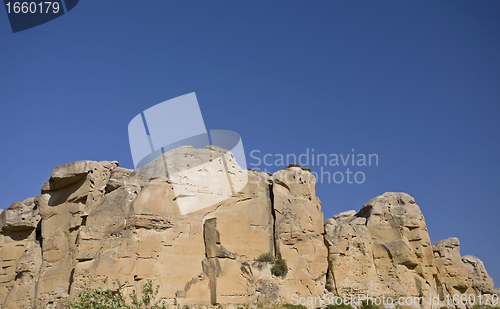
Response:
[1,1,499,286]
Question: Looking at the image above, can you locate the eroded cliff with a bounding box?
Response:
[0,146,495,309]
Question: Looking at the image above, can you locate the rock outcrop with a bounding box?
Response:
[0,198,41,308]
[324,192,437,301]
[0,146,327,308]
[324,192,496,308]
[0,147,496,309]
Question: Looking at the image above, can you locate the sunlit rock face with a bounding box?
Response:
[0,146,327,308]
[0,147,495,309]
[325,192,495,309]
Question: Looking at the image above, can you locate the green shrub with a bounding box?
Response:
[360,299,379,309]
[255,253,288,277]
[271,257,288,277]
[326,303,355,309]
[256,253,274,263]
[62,278,169,309]
[471,306,500,309]
[283,303,307,309]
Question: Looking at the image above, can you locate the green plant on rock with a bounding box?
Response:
[271,257,288,277]
[256,253,274,263]
[282,303,307,309]
[472,305,500,309]
[255,252,288,277]
[326,303,355,309]
[360,299,379,309]
[62,278,169,309]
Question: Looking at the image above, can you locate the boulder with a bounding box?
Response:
[272,165,328,300]
[0,199,40,308]
[0,201,40,232]
[461,255,494,295]
[325,192,439,302]
[433,238,471,296]
[0,147,328,308]
[0,149,496,309]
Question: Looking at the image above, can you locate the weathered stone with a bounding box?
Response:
[324,209,378,296]
[433,237,471,297]
[105,167,148,193]
[325,192,439,303]
[0,148,496,309]
[0,201,40,308]
[462,255,494,295]
[272,165,328,302]
[0,201,40,232]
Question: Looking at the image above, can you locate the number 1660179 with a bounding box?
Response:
[5,2,60,14]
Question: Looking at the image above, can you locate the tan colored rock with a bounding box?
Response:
[0,201,40,232]
[324,210,378,296]
[272,165,328,301]
[493,287,500,297]
[0,199,41,308]
[1,148,495,309]
[461,255,494,295]
[325,192,439,303]
[0,147,325,308]
[433,238,471,296]
[33,160,119,306]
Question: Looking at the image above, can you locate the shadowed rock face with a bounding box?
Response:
[0,146,327,308]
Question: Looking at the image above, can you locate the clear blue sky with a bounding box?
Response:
[1,1,499,286]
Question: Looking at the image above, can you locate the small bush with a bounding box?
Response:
[472,306,500,309]
[283,303,307,309]
[255,252,288,277]
[360,299,379,309]
[326,304,355,309]
[62,278,169,309]
[256,253,274,263]
[271,257,288,277]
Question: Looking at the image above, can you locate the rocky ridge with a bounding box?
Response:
[0,146,496,309]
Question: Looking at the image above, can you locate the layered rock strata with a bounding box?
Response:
[324,192,495,308]
[0,146,327,308]
[0,147,496,309]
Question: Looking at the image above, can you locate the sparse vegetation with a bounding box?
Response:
[472,305,500,309]
[256,253,288,277]
[360,299,379,309]
[256,252,274,263]
[326,303,355,309]
[282,303,307,309]
[271,257,288,277]
[61,278,169,309]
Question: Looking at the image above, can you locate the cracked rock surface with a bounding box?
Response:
[0,147,495,309]
[0,146,327,308]
[324,192,496,309]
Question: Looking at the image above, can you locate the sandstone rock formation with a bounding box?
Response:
[461,255,494,295]
[325,192,496,308]
[0,198,41,308]
[324,192,438,301]
[0,147,496,309]
[0,146,327,308]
